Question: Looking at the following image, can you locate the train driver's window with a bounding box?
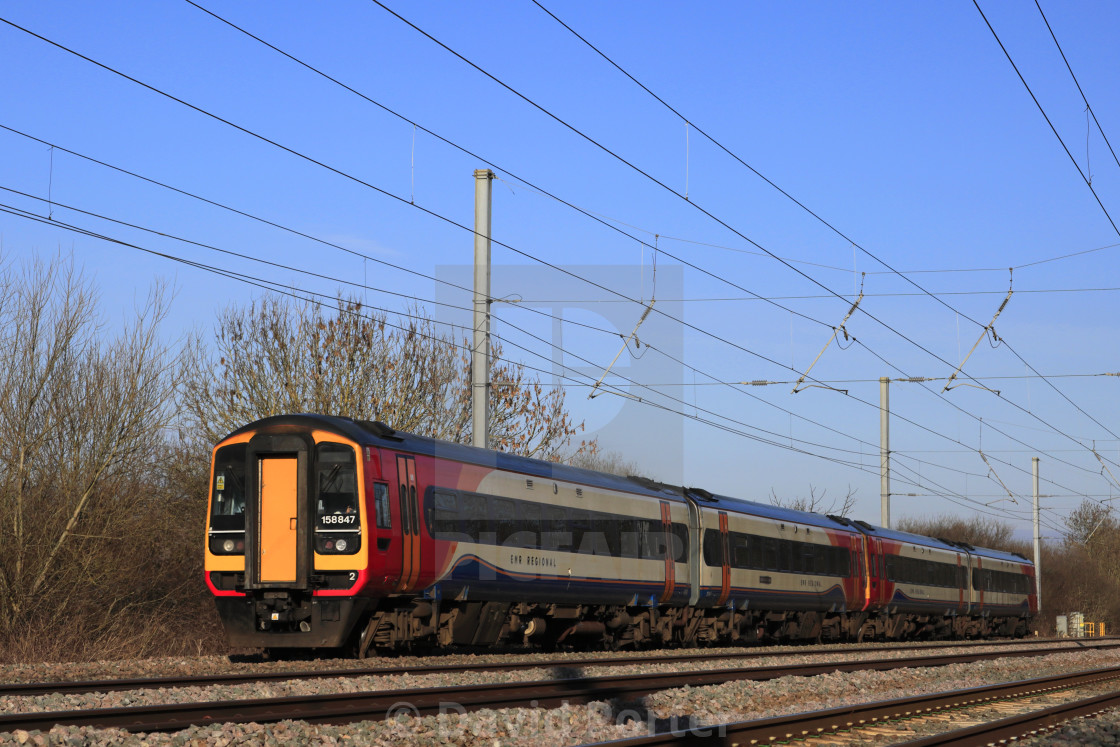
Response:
[210,443,247,527]
[374,483,391,529]
[315,443,359,529]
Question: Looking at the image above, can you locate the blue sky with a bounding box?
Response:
[2,1,1119,541]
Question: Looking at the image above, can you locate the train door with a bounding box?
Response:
[957,554,967,614]
[684,496,702,606]
[851,537,878,613]
[242,431,310,591]
[358,444,399,592]
[975,556,984,612]
[259,456,299,583]
[715,511,731,606]
[659,501,677,604]
[851,536,869,611]
[395,455,422,592]
[866,536,885,608]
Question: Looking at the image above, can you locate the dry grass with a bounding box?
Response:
[0,601,227,665]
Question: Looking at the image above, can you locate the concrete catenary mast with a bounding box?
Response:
[472,169,494,449]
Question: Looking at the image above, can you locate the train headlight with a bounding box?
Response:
[210,533,245,555]
[316,534,361,554]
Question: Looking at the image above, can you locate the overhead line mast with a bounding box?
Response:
[473,169,495,449]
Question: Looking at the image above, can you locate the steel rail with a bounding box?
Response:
[584,666,1120,746]
[2,643,1119,733]
[897,688,1120,745]
[2,636,1114,698]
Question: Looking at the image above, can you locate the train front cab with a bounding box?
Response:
[205,424,376,649]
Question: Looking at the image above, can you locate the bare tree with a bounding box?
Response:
[769,485,857,517]
[1064,500,1118,546]
[178,294,590,460]
[0,254,179,651]
[1054,501,1120,621]
[894,514,1025,553]
[567,447,642,478]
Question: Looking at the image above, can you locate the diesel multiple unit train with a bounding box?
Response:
[205,414,1036,654]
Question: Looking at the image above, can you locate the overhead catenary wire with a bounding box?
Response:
[498,172,1120,276]
[0,115,1084,508]
[543,372,1120,387]
[3,200,965,494]
[166,4,1120,481]
[3,124,1000,494]
[0,27,945,466]
[18,124,908,464]
[0,16,857,388]
[149,5,1120,474]
[6,188,1096,519]
[4,168,1074,520]
[973,0,1120,238]
[180,1,848,339]
[0,136,907,470]
[0,191,921,471]
[512,286,1120,302]
[527,0,1120,460]
[969,1,1120,443]
[1034,0,1120,177]
[362,1,1120,477]
[1,14,1106,511]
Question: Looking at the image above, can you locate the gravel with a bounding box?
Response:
[1,641,1119,746]
[1020,708,1120,746]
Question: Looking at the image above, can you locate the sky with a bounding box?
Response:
[2,1,1119,543]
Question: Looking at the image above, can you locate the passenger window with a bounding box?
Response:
[509,501,540,549]
[463,493,487,543]
[731,534,750,568]
[491,497,516,544]
[593,512,618,557]
[639,519,662,559]
[541,505,569,552]
[778,540,793,572]
[667,523,689,562]
[399,484,410,536]
[374,483,391,529]
[569,508,591,553]
[578,510,612,556]
[761,537,778,570]
[432,490,459,539]
[409,484,419,535]
[702,529,722,566]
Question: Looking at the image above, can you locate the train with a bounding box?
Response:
[205,414,1036,654]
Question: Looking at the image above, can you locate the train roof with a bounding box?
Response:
[694,494,847,531]
[850,524,969,552]
[839,522,1031,564]
[967,544,1033,564]
[226,414,690,504]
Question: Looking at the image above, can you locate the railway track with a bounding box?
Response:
[2,636,1113,698]
[593,664,1120,746]
[2,638,1118,734]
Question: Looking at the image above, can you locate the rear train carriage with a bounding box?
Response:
[966,545,1035,636]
